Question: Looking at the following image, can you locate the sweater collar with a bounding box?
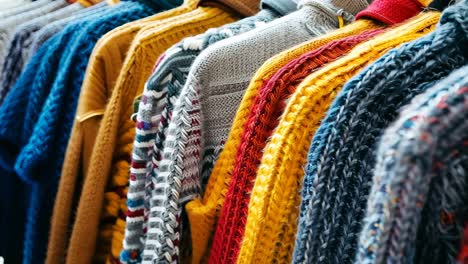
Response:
[261,0,298,16]
[355,0,424,25]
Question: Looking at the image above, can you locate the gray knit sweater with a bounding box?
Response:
[0,0,68,78]
[0,3,85,100]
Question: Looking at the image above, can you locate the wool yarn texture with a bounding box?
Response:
[0,0,32,11]
[27,2,109,64]
[355,67,468,263]
[0,0,50,21]
[0,3,85,101]
[459,225,468,263]
[294,2,468,263]
[67,5,239,264]
[0,0,68,84]
[0,5,114,263]
[122,3,283,263]
[208,28,384,264]
[164,1,368,263]
[236,9,437,264]
[183,1,429,262]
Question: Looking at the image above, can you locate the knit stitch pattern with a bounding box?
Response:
[294,3,468,263]
[208,28,383,264]
[355,67,468,263]
[0,3,84,103]
[237,11,436,264]
[12,3,152,263]
[123,9,275,264]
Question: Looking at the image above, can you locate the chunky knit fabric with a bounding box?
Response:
[355,69,468,262]
[0,0,68,81]
[0,6,111,264]
[27,2,108,62]
[236,10,437,264]
[0,3,85,102]
[183,1,431,262]
[123,3,280,264]
[209,28,383,264]
[46,4,190,264]
[0,0,49,20]
[294,3,468,263]
[0,0,31,10]
[67,4,238,264]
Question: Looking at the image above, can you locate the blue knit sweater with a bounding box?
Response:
[293,1,468,263]
[0,1,185,262]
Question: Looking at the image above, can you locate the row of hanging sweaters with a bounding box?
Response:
[0,0,467,263]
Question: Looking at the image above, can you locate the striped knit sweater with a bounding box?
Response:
[209,28,384,264]
[0,0,69,85]
[294,2,468,263]
[122,3,282,264]
[0,3,85,102]
[237,9,437,264]
[355,69,468,263]
[0,2,153,264]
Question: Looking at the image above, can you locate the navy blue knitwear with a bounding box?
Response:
[0,0,185,262]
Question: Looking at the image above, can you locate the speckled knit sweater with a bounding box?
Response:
[122,1,283,263]
[294,2,468,263]
[68,4,241,264]
[235,8,437,264]
[0,2,85,102]
[355,68,468,263]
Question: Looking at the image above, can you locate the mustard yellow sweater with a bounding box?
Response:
[236,11,439,264]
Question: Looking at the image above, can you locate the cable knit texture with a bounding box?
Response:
[295,2,468,263]
[236,10,436,264]
[46,3,187,264]
[0,3,84,103]
[66,5,237,264]
[123,6,278,264]
[209,28,383,264]
[355,63,468,263]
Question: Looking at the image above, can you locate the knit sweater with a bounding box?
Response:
[46,3,190,264]
[209,28,384,264]
[0,2,154,263]
[0,3,85,102]
[123,2,286,263]
[294,2,468,262]
[353,57,468,264]
[0,0,48,20]
[356,64,468,264]
[0,0,31,10]
[235,9,438,264]
[0,5,112,263]
[66,4,239,264]
[0,0,68,81]
[27,2,108,62]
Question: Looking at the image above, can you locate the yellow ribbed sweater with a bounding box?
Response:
[185,18,384,264]
[237,12,440,264]
[46,3,199,264]
[63,5,239,264]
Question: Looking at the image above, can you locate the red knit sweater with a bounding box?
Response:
[208,28,385,264]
